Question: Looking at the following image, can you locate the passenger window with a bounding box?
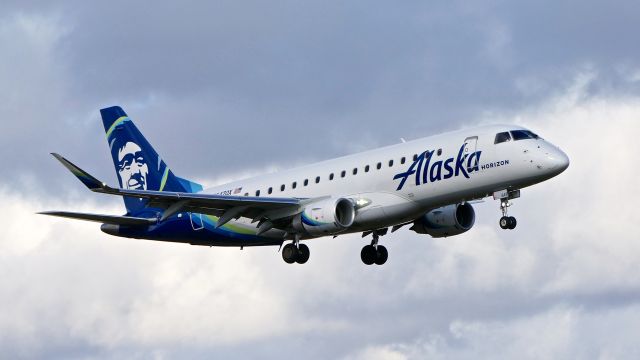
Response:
[341,170,346,178]
[495,132,512,144]
[268,187,273,194]
[315,176,320,184]
[256,190,260,197]
[388,160,394,167]
[353,168,358,175]
[329,173,334,180]
[304,179,309,186]
[280,184,285,192]
[413,154,418,161]
[292,181,297,189]
[401,157,406,164]
[365,165,370,172]
[377,162,382,170]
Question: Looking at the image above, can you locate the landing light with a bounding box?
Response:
[354,198,372,209]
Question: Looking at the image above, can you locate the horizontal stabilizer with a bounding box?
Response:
[38,211,155,226]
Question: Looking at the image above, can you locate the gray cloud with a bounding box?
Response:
[2,1,640,358]
[3,0,640,188]
[2,85,640,358]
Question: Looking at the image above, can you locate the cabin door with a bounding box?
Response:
[463,136,478,172]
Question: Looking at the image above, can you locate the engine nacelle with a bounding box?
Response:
[292,197,356,236]
[412,203,475,238]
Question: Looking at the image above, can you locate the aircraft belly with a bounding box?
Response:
[114,215,284,247]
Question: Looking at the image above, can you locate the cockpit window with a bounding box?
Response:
[494,132,511,144]
[511,130,540,141]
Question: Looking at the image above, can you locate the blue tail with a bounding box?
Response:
[101,106,202,214]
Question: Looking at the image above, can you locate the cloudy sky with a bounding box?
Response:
[1,1,640,358]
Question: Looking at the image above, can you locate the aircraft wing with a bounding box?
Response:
[49,153,307,227]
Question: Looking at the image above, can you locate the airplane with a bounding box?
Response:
[40,106,570,265]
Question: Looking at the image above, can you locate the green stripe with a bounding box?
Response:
[105,116,128,139]
[159,167,170,191]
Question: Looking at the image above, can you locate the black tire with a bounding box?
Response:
[296,244,310,264]
[508,216,517,230]
[499,216,509,229]
[282,243,298,264]
[360,245,377,265]
[375,245,388,265]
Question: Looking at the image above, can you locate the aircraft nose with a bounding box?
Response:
[548,147,570,174]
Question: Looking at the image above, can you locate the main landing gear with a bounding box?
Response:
[499,214,517,230]
[361,229,388,265]
[282,234,310,264]
[495,189,520,230]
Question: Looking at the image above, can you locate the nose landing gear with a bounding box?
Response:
[495,189,520,230]
[499,214,517,230]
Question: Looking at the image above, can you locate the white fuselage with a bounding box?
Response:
[204,124,569,239]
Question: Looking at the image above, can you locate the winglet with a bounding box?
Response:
[51,153,106,190]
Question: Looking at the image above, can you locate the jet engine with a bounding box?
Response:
[411,203,475,238]
[292,197,355,236]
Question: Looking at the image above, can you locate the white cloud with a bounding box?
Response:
[510,75,640,296]
[0,189,329,356]
[345,345,408,360]
[342,77,640,359]
[2,70,640,358]
[0,189,50,256]
[2,1,640,357]
[345,305,640,359]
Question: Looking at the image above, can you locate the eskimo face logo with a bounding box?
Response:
[393,144,482,191]
[116,142,149,190]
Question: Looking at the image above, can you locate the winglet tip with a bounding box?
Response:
[49,153,106,190]
[50,153,69,165]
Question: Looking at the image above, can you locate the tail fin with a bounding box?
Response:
[101,106,202,214]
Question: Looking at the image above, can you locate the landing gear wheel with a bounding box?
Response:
[497,192,521,231]
[282,243,298,264]
[375,245,388,265]
[500,216,510,230]
[361,245,377,265]
[296,244,310,264]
